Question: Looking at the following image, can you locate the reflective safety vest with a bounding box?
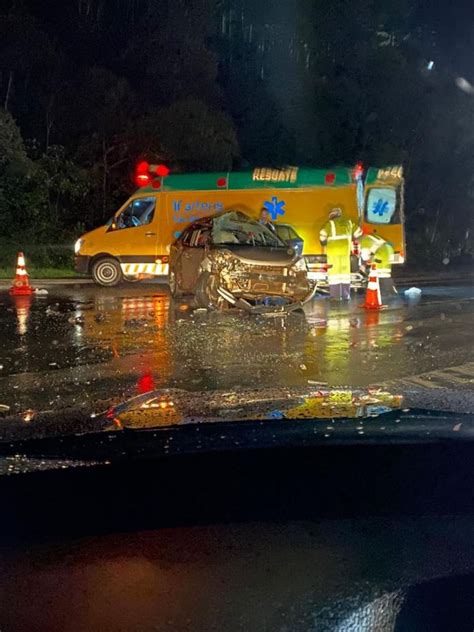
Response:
[320,218,362,244]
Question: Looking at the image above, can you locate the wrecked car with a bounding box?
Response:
[168,210,316,313]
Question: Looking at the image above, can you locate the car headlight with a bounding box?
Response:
[292,257,307,272]
[74,239,84,255]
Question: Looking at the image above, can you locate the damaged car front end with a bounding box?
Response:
[198,247,316,313]
[169,210,316,313]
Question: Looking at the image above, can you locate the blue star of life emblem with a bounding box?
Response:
[372,198,389,217]
[263,196,286,220]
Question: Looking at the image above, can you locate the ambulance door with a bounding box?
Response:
[362,184,405,263]
[105,195,158,272]
[362,167,406,263]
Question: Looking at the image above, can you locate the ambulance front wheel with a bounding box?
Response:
[91,257,122,287]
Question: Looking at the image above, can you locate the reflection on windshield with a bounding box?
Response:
[111,386,403,429]
[212,211,285,248]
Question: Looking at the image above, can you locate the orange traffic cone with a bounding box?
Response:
[362,263,385,310]
[9,252,34,296]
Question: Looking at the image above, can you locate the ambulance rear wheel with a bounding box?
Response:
[92,257,122,287]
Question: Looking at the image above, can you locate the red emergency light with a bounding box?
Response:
[134,161,170,187]
[135,160,151,187]
[325,172,336,185]
[353,162,364,180]
[155,164,170,177]
[217,177,227,188]
[135,173,151,187]
[136,160,149,174]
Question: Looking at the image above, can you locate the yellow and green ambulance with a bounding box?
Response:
[74,164,405,286]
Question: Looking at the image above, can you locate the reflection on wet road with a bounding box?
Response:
[0,283,473,417]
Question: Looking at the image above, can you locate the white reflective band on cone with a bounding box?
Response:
[17,269,27,276]
[17,255,26,267]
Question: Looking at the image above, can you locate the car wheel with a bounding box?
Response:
[91,257,122,287]
[168,270,183,298]
[195,272,224,309]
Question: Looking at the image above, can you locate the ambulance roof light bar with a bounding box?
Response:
[134,162,170,187]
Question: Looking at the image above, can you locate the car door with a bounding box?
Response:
[104,196,158,264]
[174,227,209,292]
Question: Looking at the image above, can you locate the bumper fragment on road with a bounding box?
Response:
[216,281,317,314]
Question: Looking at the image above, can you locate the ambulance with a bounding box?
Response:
[74,163,405,286]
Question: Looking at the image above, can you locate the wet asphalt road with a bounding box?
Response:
[0,280,473,420]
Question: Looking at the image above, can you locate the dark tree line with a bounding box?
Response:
[0,0,472,265]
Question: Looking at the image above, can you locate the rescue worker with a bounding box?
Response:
[259,208,276,233]
[320,208,362,300]
[358,233,396,295]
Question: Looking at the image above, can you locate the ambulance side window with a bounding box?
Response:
[365,188,398,224]
[115,197,156,230]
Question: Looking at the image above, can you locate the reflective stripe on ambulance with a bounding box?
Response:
[121,262,169,276]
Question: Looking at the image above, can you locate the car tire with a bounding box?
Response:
[168,270,183,298]
[195,272,223,309]
[91,257,122,287]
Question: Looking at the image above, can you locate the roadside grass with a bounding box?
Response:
[0,267,78,279]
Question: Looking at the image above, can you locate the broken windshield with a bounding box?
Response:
[212,212,286,248]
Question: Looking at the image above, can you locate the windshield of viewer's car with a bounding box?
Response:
[212,212,286,248]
